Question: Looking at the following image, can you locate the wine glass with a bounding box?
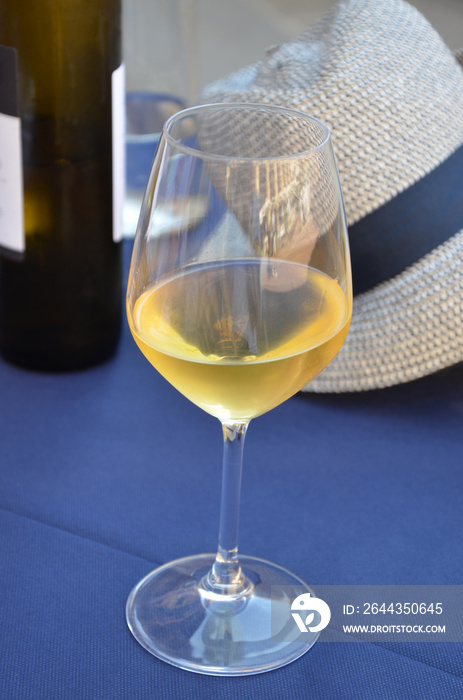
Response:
[126,103,352,675]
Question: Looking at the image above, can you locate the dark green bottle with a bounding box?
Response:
[0,0,124,371]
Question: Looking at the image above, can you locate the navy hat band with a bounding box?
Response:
[349,142,463,295]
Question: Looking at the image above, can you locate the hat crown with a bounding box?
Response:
[202,0,463,226]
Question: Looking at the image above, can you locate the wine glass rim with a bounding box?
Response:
[161,102,331,162]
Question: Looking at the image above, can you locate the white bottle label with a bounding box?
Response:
[0,43,25,255]
[112,63,126,243]
[0,112,24,253]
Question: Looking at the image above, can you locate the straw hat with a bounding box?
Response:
[200,0,463,392]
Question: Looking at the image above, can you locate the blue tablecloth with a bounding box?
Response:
[1,241,462,699]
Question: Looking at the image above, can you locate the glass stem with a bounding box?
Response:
[206,422,249,595]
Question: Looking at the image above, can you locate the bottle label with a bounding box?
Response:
[0,45,25,254]
[112,63,126,243]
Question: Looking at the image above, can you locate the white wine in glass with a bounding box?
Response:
[126,103,352,675]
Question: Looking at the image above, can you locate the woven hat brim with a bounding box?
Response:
[304,228,463,392]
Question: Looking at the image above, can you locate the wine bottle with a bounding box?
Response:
[0,0,124,371]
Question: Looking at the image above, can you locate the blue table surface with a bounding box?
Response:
[1,241,462,699]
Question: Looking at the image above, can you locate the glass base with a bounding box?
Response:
[126,553,320,676]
